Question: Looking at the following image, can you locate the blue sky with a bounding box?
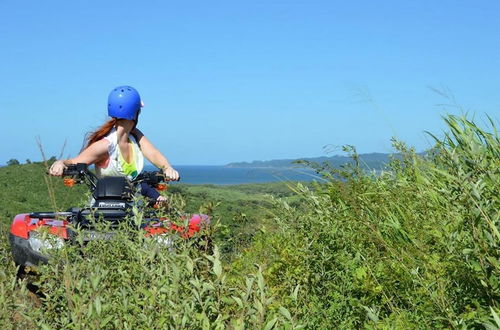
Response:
[1,1,499,165]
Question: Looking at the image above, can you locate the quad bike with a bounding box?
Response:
[9,163,210,268]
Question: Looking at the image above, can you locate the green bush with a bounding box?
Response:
[1,114,498,328]
[1,202,299,329]
[6,159,20,166]
[0,222,37,329]
[24,228,297,328]
[234,115,499,328]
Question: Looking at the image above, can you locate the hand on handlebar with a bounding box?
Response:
[49,160,68,177]
[163,166,180,181]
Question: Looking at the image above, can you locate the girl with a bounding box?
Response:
[49,86,179,201]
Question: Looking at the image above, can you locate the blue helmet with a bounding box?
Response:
[107,86,142,120]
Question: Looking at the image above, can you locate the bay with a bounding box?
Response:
[144,165,318,185]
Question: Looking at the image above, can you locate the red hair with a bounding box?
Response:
[84,118,117,149]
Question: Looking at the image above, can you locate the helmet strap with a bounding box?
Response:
[133,109,141,129]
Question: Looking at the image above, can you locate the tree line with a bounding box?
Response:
[5,156,57,166]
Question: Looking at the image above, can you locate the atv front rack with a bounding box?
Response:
[29,212,74,219]
[30,209,130,226]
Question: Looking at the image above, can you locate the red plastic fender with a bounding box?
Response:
[10,214,68,239]
[10,214,30,239]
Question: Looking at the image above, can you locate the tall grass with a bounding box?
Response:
[1,114,498,328]
[234,114,499,328]
[31,232,297,328]
[1,205,298,329]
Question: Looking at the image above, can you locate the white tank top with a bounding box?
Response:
[95,128,144,180]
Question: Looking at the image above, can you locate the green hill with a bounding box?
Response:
[0,163,87,222]
[226,152,397,169]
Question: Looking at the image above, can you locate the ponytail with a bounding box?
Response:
[84,118,117,150]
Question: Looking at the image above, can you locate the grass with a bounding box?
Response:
[231,114,499,328]
[0,164,302,328]
[0,113,498,328]
[0,163,87,221]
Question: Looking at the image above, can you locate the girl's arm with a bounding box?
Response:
[133,128,180,181]
[49,139,109,176]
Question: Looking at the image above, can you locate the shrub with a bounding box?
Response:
[236,115,499,328]
[6,159,20,166]
[1,208,299,328]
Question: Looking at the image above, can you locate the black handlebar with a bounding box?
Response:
[134,171,165,184]
[62,163,89,176]
[62,163,179,184]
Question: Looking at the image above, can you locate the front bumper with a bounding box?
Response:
[9,233,49,267]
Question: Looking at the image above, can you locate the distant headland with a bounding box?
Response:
[225,152,399,170]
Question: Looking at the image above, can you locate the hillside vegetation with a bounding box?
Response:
[226,152,392,170]
[1,114,499,328]
[231,115,499,328]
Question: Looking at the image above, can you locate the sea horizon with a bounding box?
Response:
[145,164,318,185]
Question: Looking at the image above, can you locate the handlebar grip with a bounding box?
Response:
[155,172,181,182]
[62,163,88,176]
[134,171,181,183]
[62,168,79,176]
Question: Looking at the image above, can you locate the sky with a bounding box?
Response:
[1,0,499,165]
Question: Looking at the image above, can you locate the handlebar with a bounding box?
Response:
[62,163,89,177]
[134,171,180,183]
[134,171,165,184]
[62,163,180,185]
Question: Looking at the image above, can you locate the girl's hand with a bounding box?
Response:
[163,166,180,181]
[49,160,67,176]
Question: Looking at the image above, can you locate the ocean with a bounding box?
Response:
[144,165,319,185]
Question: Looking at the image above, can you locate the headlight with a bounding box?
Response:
[28,231,64,252]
